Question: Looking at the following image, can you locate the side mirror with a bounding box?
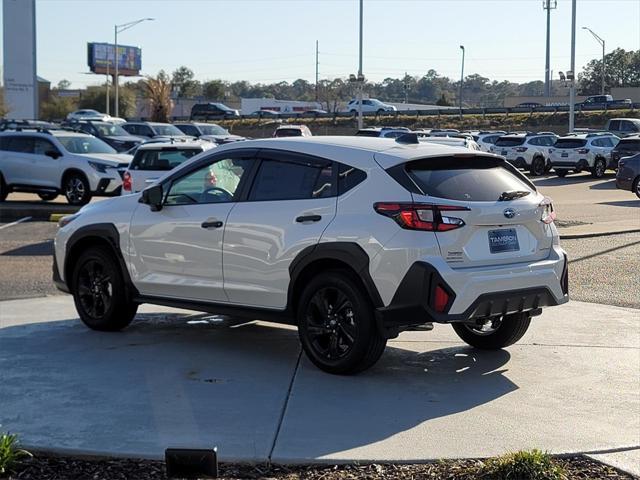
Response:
[45,150,60,159]
[140,184,163,211]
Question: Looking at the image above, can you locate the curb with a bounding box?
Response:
[49,214,66,223]
[559,228,640,240]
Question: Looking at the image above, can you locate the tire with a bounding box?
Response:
[297,270,387,375]
[350,109,357,114]
[529,156,546,176]
[71,246,137,331]
[555,169,568,178]
[452,312,531,350]
[633,176,640,199]
[591,158,606,178]
[63,172,91,205]
[377,109,384,114]
[38,192,58,201]
[0,175,8,202]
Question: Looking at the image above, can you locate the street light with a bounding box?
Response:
[114,17,154,117]
[357,0,364,129]
[459,45,465,119]
[582,26,606,95]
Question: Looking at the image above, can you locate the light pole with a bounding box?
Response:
[569,0,576,133]
[114,17,154,118]
[582,26,605,95]
[357,0,364,129]
[459,45,465,119]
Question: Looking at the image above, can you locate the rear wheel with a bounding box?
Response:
[297,271,387,375]
[591,158,606,178]
[38,192,58,201]
[452,313,531,349]
[633,176,640,199]
[555,169,568,178]
[71,246,137,331]
[530,156,546,176]
[0,175,8,202]
[64,173,91,205]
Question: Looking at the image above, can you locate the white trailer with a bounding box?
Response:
[240,98,322,115]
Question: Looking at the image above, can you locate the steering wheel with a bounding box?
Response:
[203,186,233,201]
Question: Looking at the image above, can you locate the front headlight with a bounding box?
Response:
[88,161,111,173]
[58,214,80,228]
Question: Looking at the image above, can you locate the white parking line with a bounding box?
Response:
[0,216,32,230]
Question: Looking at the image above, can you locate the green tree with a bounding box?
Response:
[171,66,200,98]
[0,86,8,117]
[78,85,136,118]
[436,93,451,106]
[202,80,226,100]
[579,48,640,94]
[40,95,77,120]
[57,79,71,90]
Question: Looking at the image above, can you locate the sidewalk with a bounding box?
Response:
[0,296,638,474]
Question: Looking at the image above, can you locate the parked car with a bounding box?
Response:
[516,102,543,108]
[54,135,568,374]
[65,120,144,152]
[474,131,507,152]
[0,129,130,205]
[249,110,281,118]
[122,141,214,194]
[273,125,312,137]
[418,136,481,150]
[121,122,193,141]
[66,109,110,122]
[174,122,245,144]
[576,95,632,109]
[190,103,240,120]
[548,133,619,178]
[346,98,396,114]
[615,153,640,198]
[491,132,557,176]
[605,118,640,138]
[611,135,640,169]
[302,109,328,116]
[355,127,411,138]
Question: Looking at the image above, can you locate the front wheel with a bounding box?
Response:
[72,246,138,331]
[633,176,640,199]
[530,157,546,176]
[591,158,606,178]
[0,175,8,202]
[452,313,531,349]
[38,192,58,201]
[64,173,92,205]
[297,271,386,375]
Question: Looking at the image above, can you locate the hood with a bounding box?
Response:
[79,153,133,167]
[200,134,245,143]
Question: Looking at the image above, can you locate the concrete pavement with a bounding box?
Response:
[0,296,638,471]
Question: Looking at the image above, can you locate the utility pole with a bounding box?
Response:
[459,45,465,120]
[106,49,110,115]
[357,0,364,130]
[404,71,408,104]
[543,0,557,97]
[569,0,576,133]
[315,40,319,102]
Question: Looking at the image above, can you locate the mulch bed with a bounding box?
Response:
[3,454,634,479]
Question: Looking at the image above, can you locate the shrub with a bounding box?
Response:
[477,449,566,480]
[0,431,31,476]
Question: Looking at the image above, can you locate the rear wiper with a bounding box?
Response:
[498,190,530,201]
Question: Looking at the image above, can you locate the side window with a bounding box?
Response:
[141,126,154,137]
[248,158,333,201]
[5,136,34,154]
[165,157,252,206]
[609,120,620,130]
[337,163,366,195]
[33,138,59,155]
[528,137,540,146]
[123,125,136,135]
[591,138,602,147]
[621,121,636,133]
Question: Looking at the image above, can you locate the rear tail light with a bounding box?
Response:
[577,148,590,154]
[374,203,469,232]
[514,147,528,152]
[122,171,132,192]
[433,285,450,313]
[539,196,556,224]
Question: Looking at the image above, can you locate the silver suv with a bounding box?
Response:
[549,133,619,178]
[0,129,131,204]
[491,132,557,176]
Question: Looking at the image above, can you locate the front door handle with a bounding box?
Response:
[296,215,322,223]
[201,219,223,229]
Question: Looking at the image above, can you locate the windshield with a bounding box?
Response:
[275,128,303,137]
[495,137,526,147]
[199,124,229,136]
[132,149,201,171]
[152,124,185,136]
[58,136,116,154]
[616,140,640,151]
[555,138,587,149]
[93,123,129,136]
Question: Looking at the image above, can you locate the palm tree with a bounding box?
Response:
[143,71,173,122]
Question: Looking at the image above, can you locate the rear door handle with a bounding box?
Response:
[201,219,223,229]
[296,215,322,223]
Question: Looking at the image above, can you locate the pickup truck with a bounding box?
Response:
[576,95,633,109]
[605,118,640,138]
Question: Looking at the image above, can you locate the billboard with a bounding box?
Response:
[87,42,142,76]
[2,0,38,119]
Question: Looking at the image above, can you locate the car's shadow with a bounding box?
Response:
[0,313,515,460]
[532,174,613,187]
[598,200,639,208]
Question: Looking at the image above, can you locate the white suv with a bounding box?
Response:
[491,133,557,176]
[0,129,131,205]
[53,136,568,374]
[346,98,396,114]
[549,133,619,178]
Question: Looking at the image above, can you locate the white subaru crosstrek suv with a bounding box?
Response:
[491,132,557,176]
[53,135,569,374]
[346,98,396,114]
[549,133,619,178]
[0,129,131,205]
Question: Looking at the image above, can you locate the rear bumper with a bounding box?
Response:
[376,249,569,338]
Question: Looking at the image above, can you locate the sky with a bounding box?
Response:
[2,0,640,89]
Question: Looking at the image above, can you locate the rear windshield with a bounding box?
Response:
[355,130,381,137]
[495,137,525,147]
[406,157,534,202]
[554,138,587,149]
[274,128,303,137]
[131,148,201,171]
[616,139,640,151]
